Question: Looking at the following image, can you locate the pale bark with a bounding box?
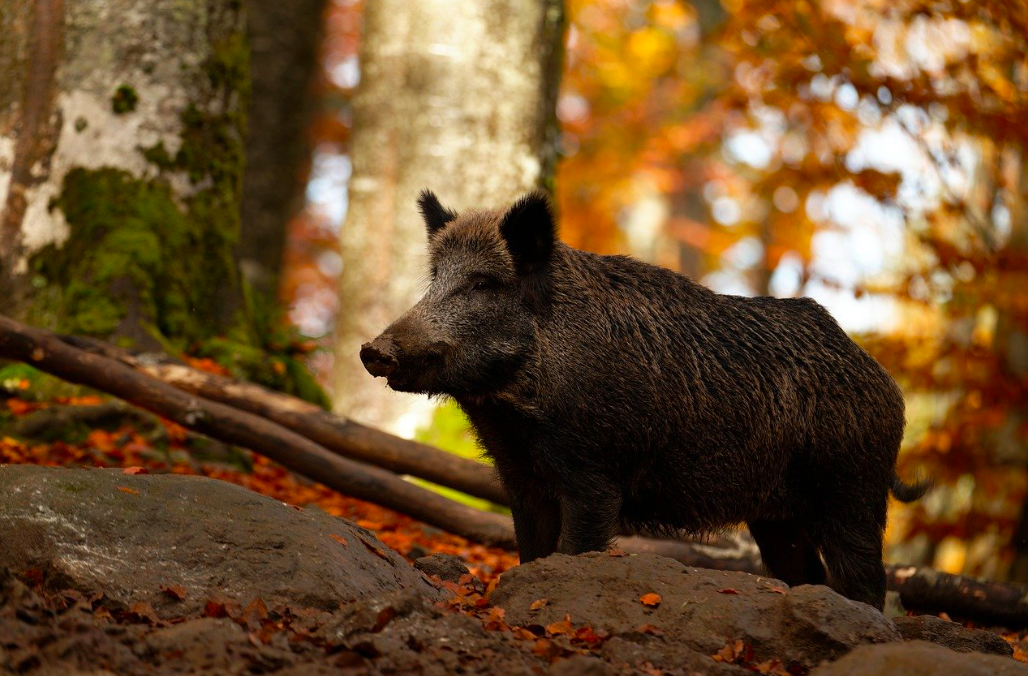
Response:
[333,0,565,433]
[0,0,248,346]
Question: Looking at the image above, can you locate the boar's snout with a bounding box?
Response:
[360,337,399,378]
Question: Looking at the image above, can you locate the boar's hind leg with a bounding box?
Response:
[510,490,562,564]
[747,519,826,588]
[817,505,888,610]
[557,477,622,556]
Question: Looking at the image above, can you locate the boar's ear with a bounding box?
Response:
[500,192,556,314]
[499,192,555,275]
[418,189,458,236]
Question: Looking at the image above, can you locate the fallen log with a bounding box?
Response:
[56,334,508,505]
[887,563,1028,628]
[0,313,516,548]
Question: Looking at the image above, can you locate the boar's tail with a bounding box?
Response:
[890,474,932,503]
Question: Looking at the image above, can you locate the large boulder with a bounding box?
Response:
[0,465,439,616]
[810,640,1028,675]
[491,551,901,673]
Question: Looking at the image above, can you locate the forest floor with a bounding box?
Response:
[3,380,1028,675]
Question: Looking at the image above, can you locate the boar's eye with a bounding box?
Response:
[469,276,501,293]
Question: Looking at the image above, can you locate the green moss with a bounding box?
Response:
[111,85,138,114]
[23,27,325,405]
[193,335,330,409]
[31,167,218,343]
[413,401,507,514]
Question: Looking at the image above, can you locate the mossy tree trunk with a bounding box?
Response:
[0,0,250,351]
[333,0,566,433]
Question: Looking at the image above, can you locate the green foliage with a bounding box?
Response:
[0,364,44,393]
[415,400,487,462]
[413,401,508,515]
[110,85,138,114]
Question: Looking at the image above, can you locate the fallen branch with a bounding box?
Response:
[0,314,516,548]
[887,563,1028,628]
[57,334,508,505]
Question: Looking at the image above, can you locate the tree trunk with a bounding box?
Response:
[238,0,328,301]
[333,0,565,432]
[0,0,249,349]
[996,146,1028,582]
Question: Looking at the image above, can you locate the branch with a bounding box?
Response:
[56,334,508,505]
[0,314,516,548]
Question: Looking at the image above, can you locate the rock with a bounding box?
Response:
[893,614,1013,656]
[0,465,439,616]
[414,553,471,582]
[491,552,901,673]
[810,640,1028,675]
[546,655,618,676]
[333,593,542,676]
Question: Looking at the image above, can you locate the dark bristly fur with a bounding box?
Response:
[360,191,929,610]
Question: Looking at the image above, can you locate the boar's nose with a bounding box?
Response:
[360,337,399,378]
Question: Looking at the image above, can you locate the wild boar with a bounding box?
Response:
[360,190,928,610]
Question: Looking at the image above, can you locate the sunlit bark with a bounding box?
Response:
[333,0,565,433]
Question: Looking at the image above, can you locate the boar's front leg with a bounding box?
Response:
[557,476,622,555]
[510,489,562,563]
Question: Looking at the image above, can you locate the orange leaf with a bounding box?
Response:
[711,639,745,663]
[545,613,573,636]
[716,588,741,595]
[573,625,605,645]
[243,598,269,620]
[530,598,549,611]
[117,486,139,495]
[532,638,561,658]
[128,601,159,624]
[122,466,148,475]
[204,600,229,618]
[330,534,349,546]
[513,627,538,640]
[640,593,662,607]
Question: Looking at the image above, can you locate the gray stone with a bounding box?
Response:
[0,465,439,616]
[414,552,470,582]
[810,640,1028,675]
[491,551,901,673]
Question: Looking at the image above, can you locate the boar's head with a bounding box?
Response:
[360,190,554,396]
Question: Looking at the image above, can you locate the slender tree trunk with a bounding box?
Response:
[0,0,249,349]
[238,0,328,301]
[996,146,1028,581]
[333,0,565,432]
